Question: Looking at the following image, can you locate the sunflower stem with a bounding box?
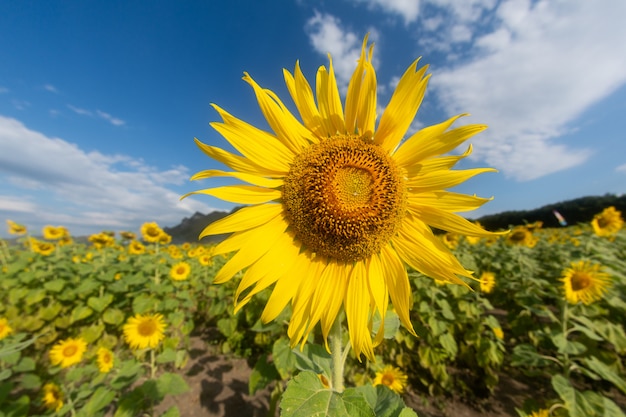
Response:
[330,316,345,393]
[150,348,157,379]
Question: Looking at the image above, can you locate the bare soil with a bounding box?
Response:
[155,332,624,417]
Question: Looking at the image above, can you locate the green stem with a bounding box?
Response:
[150,348,157,379]
[330,315,344,393]
[561,302,571,378]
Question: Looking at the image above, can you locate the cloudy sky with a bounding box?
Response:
[1,0,626,237]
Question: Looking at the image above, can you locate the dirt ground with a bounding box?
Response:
[154,333,563,417]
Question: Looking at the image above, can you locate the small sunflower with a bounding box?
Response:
[170,261,191,281]
[0,318,13,340]
[158,231,172,244]
[120,231,136,240]
[373,365,408,394]
[42,383,64,412]
[529,410,550,417]
[96,347,114,373]
[6,219,27,235]
[442,232,459,249]
[141,222,164,243]
[591,206,623,237]
[128,240,146,255]
[88,232,115,249]
[31,239,55,256]
[199,254,213,266]
[49,338,87,368]
[479,271,496,294]
[561,260,611,305]
[42,225,67,240]
[506,226,537,247]
[185,36,500,360]
[123,313,166,349]
[492,327,504,340]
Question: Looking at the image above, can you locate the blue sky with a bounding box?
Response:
[1,0,626,237]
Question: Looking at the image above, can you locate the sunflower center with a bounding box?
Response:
[176,267,186,274]
[282,137,406,262]
[571,272,591,291]
[137,320,157,336]
[381,374,395,386]
[62,345,78,357]
[596,217,609,228]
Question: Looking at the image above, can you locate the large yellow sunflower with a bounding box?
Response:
[186,36,499,360]
[123,313,166,349]
[373,365,408,394]
[49,337,87,368]
[591,206,623,237]
[561,260,611,305]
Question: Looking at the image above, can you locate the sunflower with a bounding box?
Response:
[591,206,623,237]
[185,36,499,360]
[373,365,408,394]
[6,219,27,235]
[88,232,115,249]
[123,313,166,349]
[199,254,213,266]
[529,410,550,417]
[42,225,67,240]
[120,231,136,240]
[561,260,611,305]
[158,232,172,244]
[442,232,459,249]
[96,347,114,373]
[170,261,191,281]
[479,271,496,294]
[49,338,87,368]
[506,226,537,247]
[141,222,164,243]
[31,239,55,256]
[42,383,64,411]
[492,327,504,340]
[0,318,13,340]
[128,240,146,255]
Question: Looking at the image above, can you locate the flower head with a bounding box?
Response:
[42,225,67,240]
[529,409,550,417]
[0,318,13,340]
[141,222,164,243]
[373,365,408,394]
[42,383,64,411]
[123,313,166,349]
[479,271,496,294]
[128,240,146,255]
[170,261,191,281]
[6,219,27,235]
[88,232,115,249]
[506,226,537,247]
[96,347,114,373]
[561,260,611,305]
[49,338,87,368]
[591,206,623,237]
[185,36,499,360]
[120,231,136,240]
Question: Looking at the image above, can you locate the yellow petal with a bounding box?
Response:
[345,261,375,361]
[190,169,283,188]
[409,205,505,237]
[199,204,282,237]
[183,185,280,205]
[408,191,492,212]
[406,167,497,193]
[379,245,415,335]
[345,37,377,139]
[368,254,388,346]
[316,62,345,136]
[376,60,430,152]
[243,73,312,153]
[284,63,325,140]
[193,138,283,177]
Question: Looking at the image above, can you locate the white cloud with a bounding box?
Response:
[96,110,125,126]
[616,164,626,174]
[305,12,378,91]
[0,115,217,236]
[0,87,8,94]
[44,84,58,93]
[352,0,421,24]
[428,0,626,181]
[67,104,92,116]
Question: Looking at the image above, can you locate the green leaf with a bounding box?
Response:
[1,394,29,417]
[249,354,279,395]
[71,305,93,323]
[0,381,13,406]
[372,310,400,340]
[356,385,414,417]
[19,373,41,390]
[77,387,115,416]
[551,374,595,417]
[602,396,626,417]
[156,348,177,364]
[80,323,105,343]
[14,357,36,373]
[132,294,156,314]
[273,338,297,380]
[87,294,114,312]
[159,406,181,417]
[102,308,125,325]
[280,371,373,417]
[156,372,189,396]
[25,289,47,306]
[439,332,458,357]
[292,344,332,378]
[583,356,626,395]
[44,279,66,292]
[510,344,553,368]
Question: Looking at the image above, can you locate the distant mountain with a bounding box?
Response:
[165,194,625,243]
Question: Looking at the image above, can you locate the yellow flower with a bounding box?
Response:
[0,318,14,340]
[442,232,459,249]
[158,231,172,244]
[120,231,136,240]
[49,338,87,368]
[492,327,504,340]
[529,409,550,417]
[128,240,146,255]
[58,236,73,246]
[141,222,164,243]
[114,272,122,280]
[184,36,499,360]
[42,383,64,411]
[170,261,191,281]
[88,232,115,248]
[198,254,213,266]
[123,313,166,349]
[506,226,537,247]
[479,271,496,294]
[561,260,611,305]
[96,347,114,373]
[6,219,27,235]
[181,242,191,250]
[42,225,67,240]
[591,206,623,237]
[31,239,55,256]
[373,365,408,394]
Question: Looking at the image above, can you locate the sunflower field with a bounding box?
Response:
[1,207,625,417]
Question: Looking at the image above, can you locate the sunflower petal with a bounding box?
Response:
[199,204,282,237]
[380,245,415,335]
[284,63,325,140]
[406,167,497,192]
[190,169,283,188]
[345,37,377,138]
[368,254,388,346]
[316,62,345,135]
[193,138,283,177]
[408,191,492,212]
[183,185,280,205]
[345,261,375,361]
[409,205,505,237]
